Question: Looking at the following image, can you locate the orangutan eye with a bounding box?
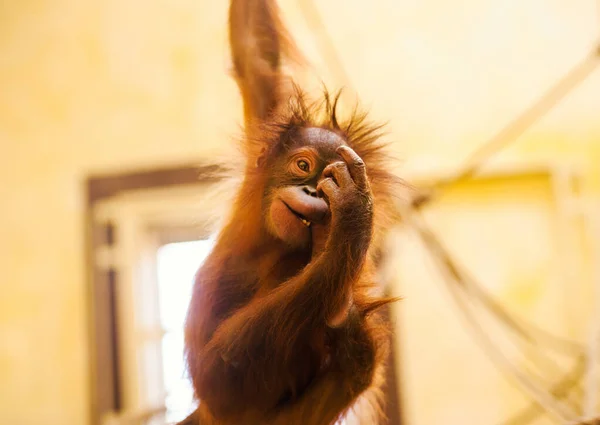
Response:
[297,159,310,172]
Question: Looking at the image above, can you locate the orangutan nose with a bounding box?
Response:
[302,185,318,198]
[280,186,330,224]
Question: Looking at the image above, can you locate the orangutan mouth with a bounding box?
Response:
[284,202,312,227]
[293,210,312,227]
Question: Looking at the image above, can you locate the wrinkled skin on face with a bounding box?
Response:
[264,127,348,252]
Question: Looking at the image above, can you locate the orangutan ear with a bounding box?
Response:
[229,0,299,127]
[255,146,268,168]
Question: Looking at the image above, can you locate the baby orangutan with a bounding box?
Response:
[179,0,402,424]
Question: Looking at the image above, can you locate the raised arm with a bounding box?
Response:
[229,0,301,127]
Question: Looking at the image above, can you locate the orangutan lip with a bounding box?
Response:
[282,202,312,228]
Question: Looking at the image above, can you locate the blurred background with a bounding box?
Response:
[1,0,600,424]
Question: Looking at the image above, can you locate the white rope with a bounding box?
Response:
[401,207,580,423]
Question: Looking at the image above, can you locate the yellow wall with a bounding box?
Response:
[0,0,599,424]
[0,1,237,424]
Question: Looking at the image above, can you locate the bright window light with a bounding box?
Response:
[156,239,214,423]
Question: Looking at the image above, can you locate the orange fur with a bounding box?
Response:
[178,1,405,424]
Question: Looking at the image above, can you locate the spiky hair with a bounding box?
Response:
[238,85,407,256]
